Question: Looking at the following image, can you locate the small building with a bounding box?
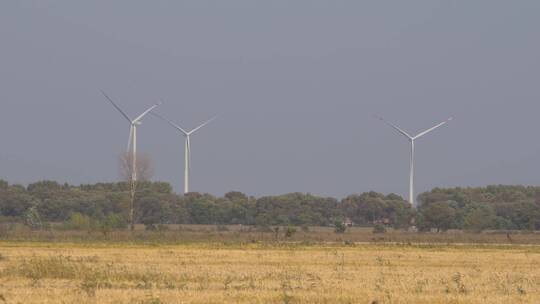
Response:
[373,218,391,225]
[343,218,354,227]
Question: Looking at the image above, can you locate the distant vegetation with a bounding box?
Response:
[1,180,540,232]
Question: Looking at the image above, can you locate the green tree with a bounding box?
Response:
[463,204,496,233]
[417,201,457,232]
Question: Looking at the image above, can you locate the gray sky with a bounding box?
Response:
[1,1,539,198]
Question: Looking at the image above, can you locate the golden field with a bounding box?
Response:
[0,241,539,304]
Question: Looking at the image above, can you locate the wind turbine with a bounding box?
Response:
[101,90,161,183]
[152,112,216,194]
[376,116,453,208]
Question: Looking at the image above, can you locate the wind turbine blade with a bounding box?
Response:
[101,90,132,123]
[127,125,133,152]
[151,112,189,135]
[188,116,217,135]
[413,117,453,139]
[133,102,162,123]
[375,115,413,139]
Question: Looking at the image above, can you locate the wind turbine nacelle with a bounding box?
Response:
[133,121,142,126]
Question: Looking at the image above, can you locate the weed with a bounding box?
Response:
[136,276,154,290]
[137,294,165,304]
[452,272,467,294]
[280,271,294,304]
[224,275,233,290]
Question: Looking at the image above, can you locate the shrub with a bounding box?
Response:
[98,214,127,235]
[285,226,297,238]
[255,225,273,233]
[145,224,169,232]
[157,224,169,232]
[24,206,43,230]
[63,212,93,231]
[334,220,347,234]
[216,225,229,232]
[103,214,127,229]
[145,224,157,231]
[273,226,280,239]
[373,224,387,234]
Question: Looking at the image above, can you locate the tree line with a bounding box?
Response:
[1,180,540,232]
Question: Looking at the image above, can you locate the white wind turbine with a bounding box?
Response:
[376,116,453,208]
[101,90,161,183]
[152,112,216,194]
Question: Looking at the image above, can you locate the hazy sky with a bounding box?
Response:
[1,1,539,198]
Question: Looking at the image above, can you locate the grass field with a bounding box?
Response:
[0,238,539,303]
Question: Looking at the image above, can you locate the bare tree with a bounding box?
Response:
[119,152,153,182]
[119,152,153,231]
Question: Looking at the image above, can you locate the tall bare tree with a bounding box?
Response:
[119,152,153,231]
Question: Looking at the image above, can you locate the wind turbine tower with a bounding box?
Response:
[376,116,453,208]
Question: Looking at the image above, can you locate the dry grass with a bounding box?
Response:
[2,225,540,245]
[0,242,539,303]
